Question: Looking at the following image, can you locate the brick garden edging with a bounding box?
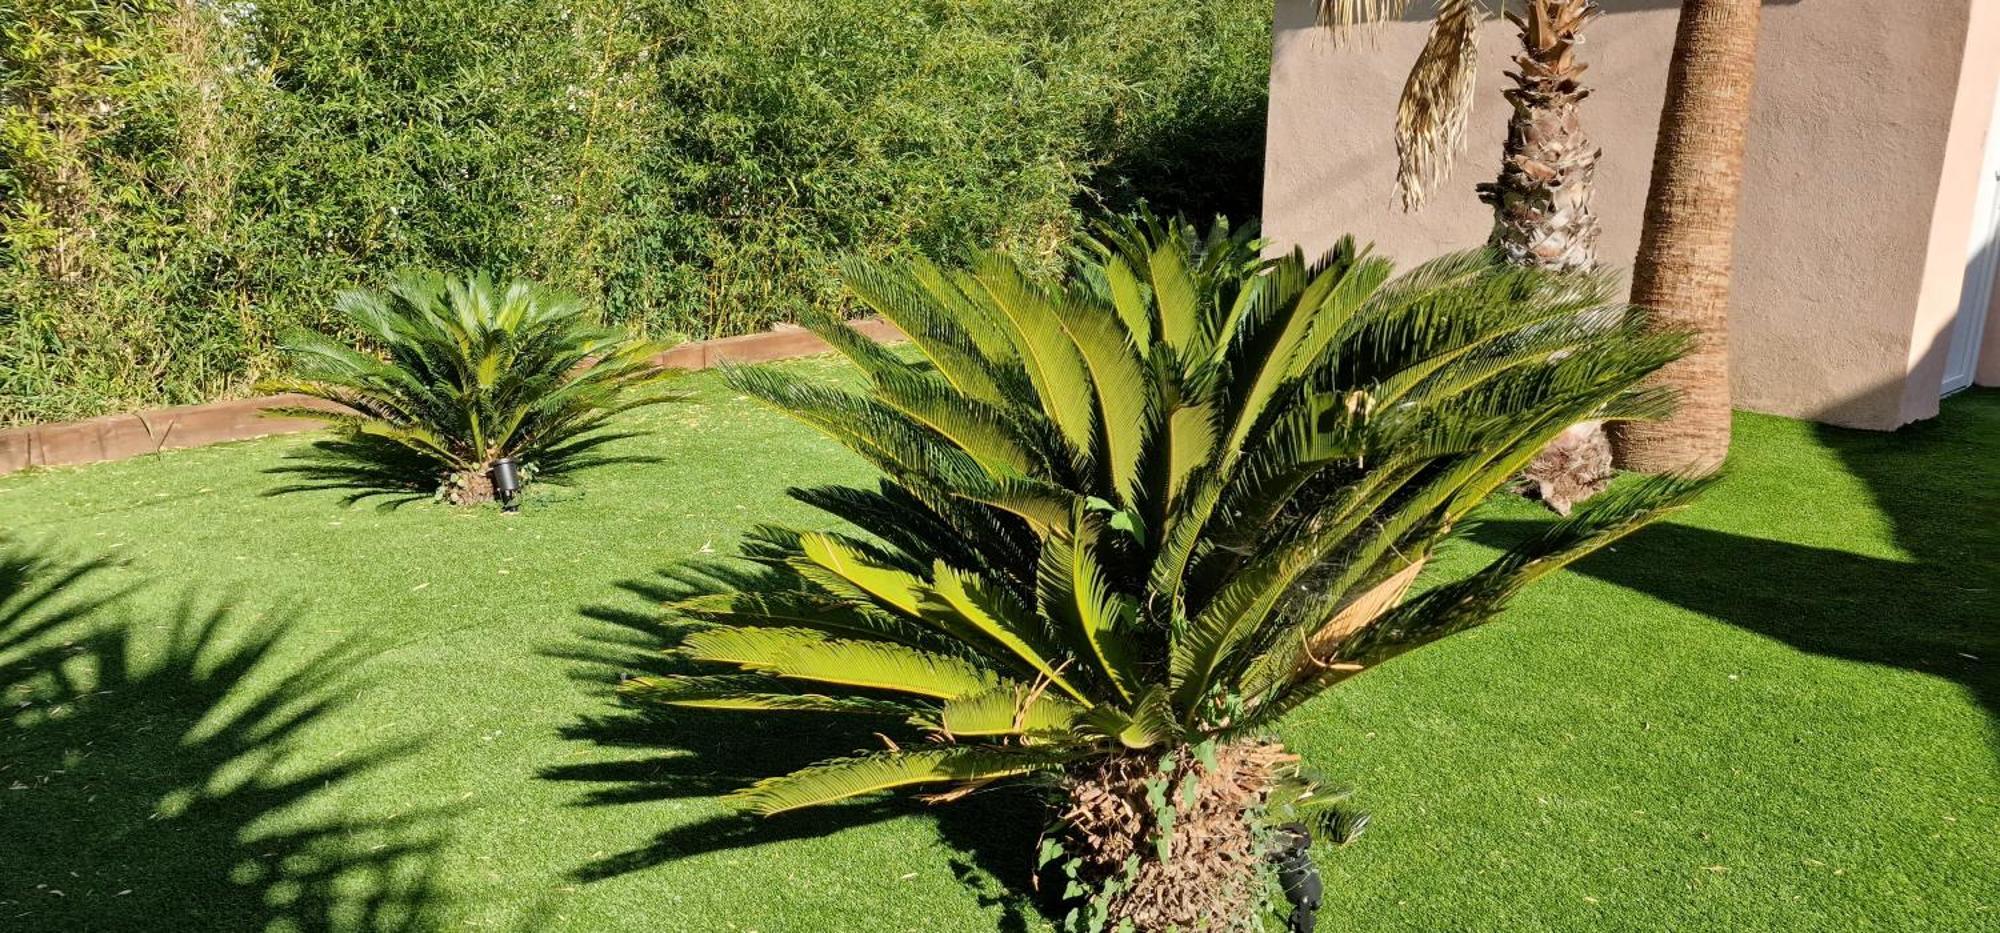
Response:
[0,318,903,476]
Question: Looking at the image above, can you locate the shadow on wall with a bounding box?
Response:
[0,544,448,931]
[1795,215,1992,428]
[1473,389,2000,757]
[538,567,1055,933]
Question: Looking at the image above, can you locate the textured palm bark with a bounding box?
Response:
[446,467,496,505]
[1612,0,1763,474]
[1061,741,1294,932]
[1482,0,1614,513]
[1518,419,1613,515]
[1478,0,1604,271]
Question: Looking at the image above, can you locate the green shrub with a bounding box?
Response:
[264,272,679,506]
[628,215,1710,929]
[1,0,1271,425]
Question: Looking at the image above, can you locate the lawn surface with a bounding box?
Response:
[2,360,1994,932]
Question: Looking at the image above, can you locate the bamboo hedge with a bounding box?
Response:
[1,0,1269,424]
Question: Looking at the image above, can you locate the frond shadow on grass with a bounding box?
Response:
[1472,520,1997,745]
[263,431,662,510]
[1469,389,2000,760]
[261,436,443,509]
[0,543,450,931]
[540,564,1052,931]
[548,561,771,689]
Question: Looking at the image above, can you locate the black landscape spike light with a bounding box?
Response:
[1270,822,1323,933]
[489,457,522,512]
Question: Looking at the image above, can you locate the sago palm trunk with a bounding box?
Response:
[1612,0,1762,474]
[447,466,496,505]
[1480,0,1613,514]
[1059,740,1295,932]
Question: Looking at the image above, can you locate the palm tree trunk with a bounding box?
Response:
[1481,0,1614,514]
[1479,0,1604,271]
[1612,0,1762,474]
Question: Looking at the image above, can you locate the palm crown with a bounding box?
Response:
[265,272,680,504]
[633,214,1707,826]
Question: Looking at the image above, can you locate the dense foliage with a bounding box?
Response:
[0,0,1270,425]
[632,215,1710,929]
[265,272,679,505]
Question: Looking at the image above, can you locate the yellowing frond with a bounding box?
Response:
[795,532,928,617]
[679,627,1007,700]
[939,686,1086,737]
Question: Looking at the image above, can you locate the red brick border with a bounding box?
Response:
[0,319,904,476]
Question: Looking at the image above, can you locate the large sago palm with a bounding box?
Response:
[632,216,1707,930]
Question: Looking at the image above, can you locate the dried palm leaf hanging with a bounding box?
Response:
[1319,0,1489,211]
[1315,0,1414,30]
[1396,0,1483,210]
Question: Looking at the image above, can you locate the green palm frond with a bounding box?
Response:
[729,746,1065,816]
[932,563,1086,702]
[971,254,1101,469]
[1265,472,1716,714]
[623,673,921,717]
[263,271,682,503]
[678,626,1012,701]
[671,588,934,646]
[1038,512,1143,705]
[634,209,1704,816]
[939,685,1088,738]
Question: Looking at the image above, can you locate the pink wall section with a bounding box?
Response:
[1972,2,2000,390]
[1906,0,2000,417]
[1262,0,1998,429]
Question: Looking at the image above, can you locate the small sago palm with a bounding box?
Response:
[265,272,679,505]
[632,215,1707,930]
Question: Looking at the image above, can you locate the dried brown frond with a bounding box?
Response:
[1395,0,1485,211]
[1315,0,1414,33]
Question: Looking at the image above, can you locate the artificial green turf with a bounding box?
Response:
[1,362,1994,932]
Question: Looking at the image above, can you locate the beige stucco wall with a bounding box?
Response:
[1263,0,1998,429]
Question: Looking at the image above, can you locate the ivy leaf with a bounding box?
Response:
[1038,836,1066,868]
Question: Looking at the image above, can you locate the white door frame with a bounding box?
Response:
[1944,77,2000,395]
